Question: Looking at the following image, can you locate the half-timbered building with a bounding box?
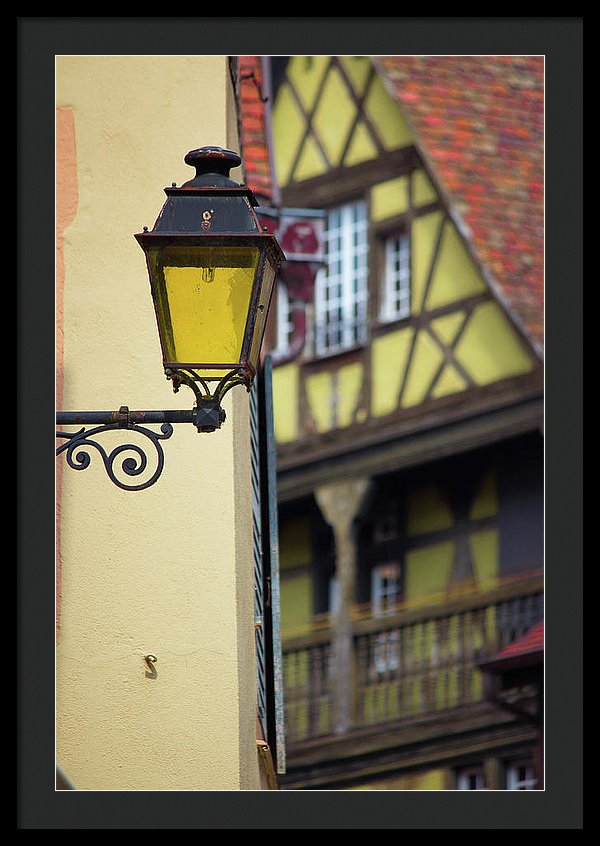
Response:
[240,55,544,791]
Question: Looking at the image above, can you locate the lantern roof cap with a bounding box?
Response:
[182,146,242,189]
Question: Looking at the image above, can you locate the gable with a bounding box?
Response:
[262,57,542,452]
[271,56,413,187]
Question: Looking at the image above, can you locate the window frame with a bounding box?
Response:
[506,759,537,791]
[371,561,403,617]
[273,280,293,356]
[379,227,411,324]
[314,199,369,357]
[456,765,486,791]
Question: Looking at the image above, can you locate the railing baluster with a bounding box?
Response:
[355,634,368,725]
[282,585,543,743]
[309,645,322,737]
[456,613,465,705]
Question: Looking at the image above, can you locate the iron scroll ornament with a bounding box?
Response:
[55,368,252,491]
[55,417,175,492]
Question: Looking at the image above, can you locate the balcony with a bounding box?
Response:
[282,573,543,746]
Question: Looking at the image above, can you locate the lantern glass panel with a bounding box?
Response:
[248,257,278,372]
[149,244,260,369]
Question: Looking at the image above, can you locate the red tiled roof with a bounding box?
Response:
[239,57,273,203]
[481,621,544,673]
[496,621,544,659]
[375,56,544,352]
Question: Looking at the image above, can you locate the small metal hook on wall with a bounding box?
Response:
[144,654,157,677]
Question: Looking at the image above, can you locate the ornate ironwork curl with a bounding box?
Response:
[56,421,174,491]
[166,366,251,403]
[166,366,252,432]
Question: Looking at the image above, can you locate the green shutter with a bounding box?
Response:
[250,355,287,774]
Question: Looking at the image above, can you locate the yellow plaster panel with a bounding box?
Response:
[336,362,364,428]
[454,301,534,385]
[348,768,449,790]
[431,364,468,400]
[339,56,372,96]
[279,517,312,570]
[430,311,466,346]
[469,468,498,520]
[280,571,312,637]
[469,528,499,590]
[306,371,333,433]
[405,541,454,603]
[402,330,444,408]
[412,168,439,206]
[411,210,444,314]
[271,81,306,187]
[313,64,356,167]
[287,55,329,112]
[371,326,415,417]
[364,74,413,150]
[343,121,379,168]
[294,135,328,183]
[425,220,487,311]
[370,175,410,222]
[413,769,448,790]
[272,363,299,443]
[406,483,454,536]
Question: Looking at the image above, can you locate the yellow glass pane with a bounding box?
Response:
[248,259,276,371]
[152,246,259,366]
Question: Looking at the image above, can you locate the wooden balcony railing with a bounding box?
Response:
[282,574,543,744]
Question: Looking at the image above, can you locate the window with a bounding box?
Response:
[373,499,400,543]
[315,200,368,355]
[328,575,339,616]
[506,760,537,790]
[371,562,402,616]
[380,232,410,323]
[371,563,402,675]
[457,766,486,790]
[274,281,293,355]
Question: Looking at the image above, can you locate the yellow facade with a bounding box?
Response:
[56,56,267,790]
[269,57,536,443]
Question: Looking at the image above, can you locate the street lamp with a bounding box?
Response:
[136,145,285,431]
[56,146,285,489]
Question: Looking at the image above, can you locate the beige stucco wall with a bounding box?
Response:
[56,56,263,790]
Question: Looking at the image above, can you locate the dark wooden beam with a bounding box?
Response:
[276,391,543,502]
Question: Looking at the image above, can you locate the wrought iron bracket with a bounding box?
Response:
[56,408,185,491]
[165,365,251,432]
[56,368,253,491]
